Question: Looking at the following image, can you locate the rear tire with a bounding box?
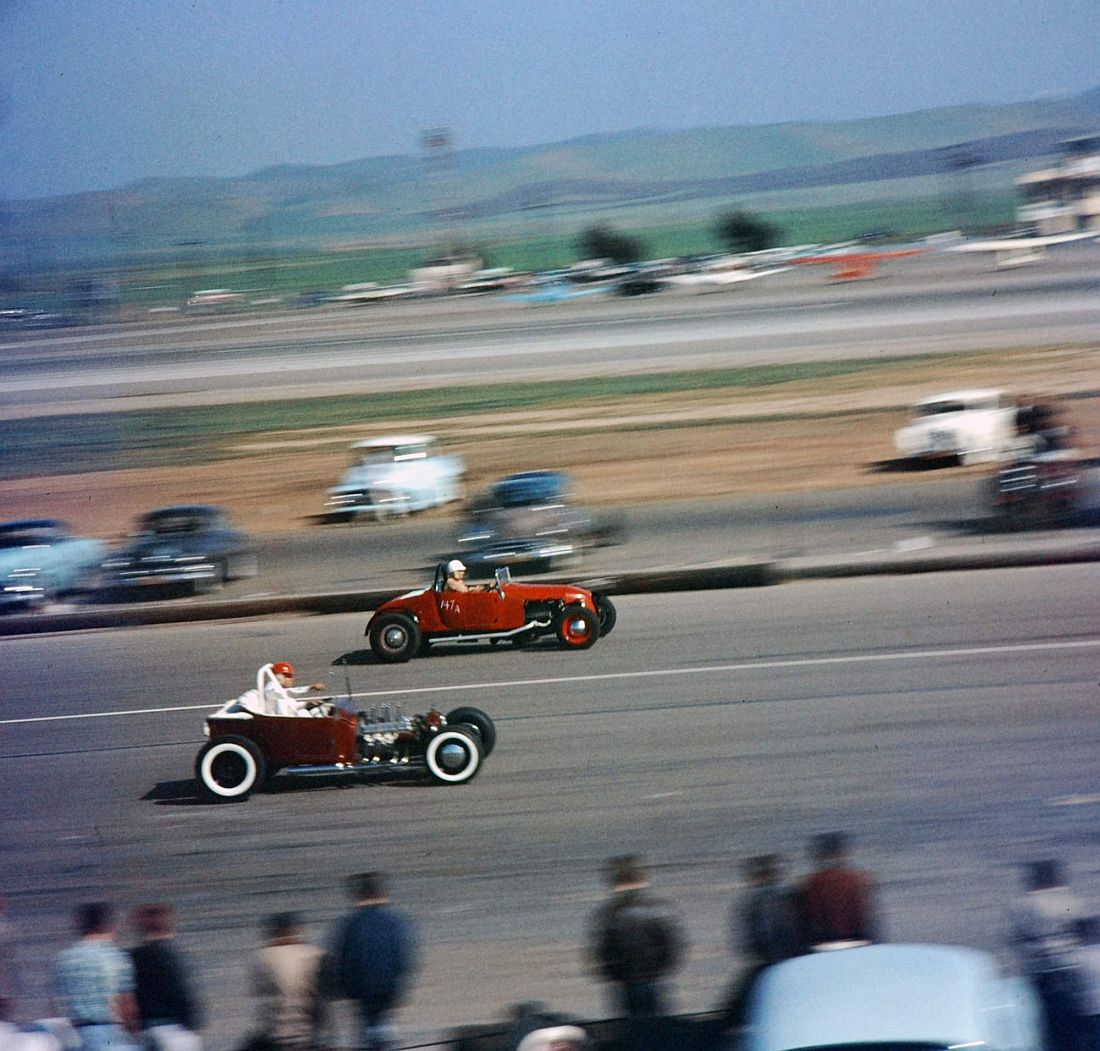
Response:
[195,736,265,802]
[594,594,617,637]
[424,727,482,784]
[445,706,496,757]
[369,612,421,663]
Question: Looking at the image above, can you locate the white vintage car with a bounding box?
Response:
[744,944,1042,1051]
[894,389,1018,465]
[324,435,465,520]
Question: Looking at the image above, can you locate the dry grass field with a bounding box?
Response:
[4,346,1098,536]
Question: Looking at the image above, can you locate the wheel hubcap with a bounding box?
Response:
[212,753,246,786]
[437,742,469,771]
[383,625,407,649]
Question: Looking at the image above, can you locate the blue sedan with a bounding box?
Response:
[0,519,106,612]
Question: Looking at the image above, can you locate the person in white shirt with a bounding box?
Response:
[237,663,329,717]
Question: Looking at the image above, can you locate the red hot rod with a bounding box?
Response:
[365,566,617,662]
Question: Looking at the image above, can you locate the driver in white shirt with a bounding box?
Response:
[241,662,329,717]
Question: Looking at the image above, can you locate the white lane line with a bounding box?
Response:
[3,637,1098,727]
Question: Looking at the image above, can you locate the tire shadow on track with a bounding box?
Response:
[142,779,204,806]
[140,773,436,807]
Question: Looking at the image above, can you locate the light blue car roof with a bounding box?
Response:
[745,944,1023,1051]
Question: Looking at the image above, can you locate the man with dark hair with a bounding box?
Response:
[797,833,879,950]
[586,854,685,1019]
[736,854,799,967]
[1009,859,1087,1050]
[129,903,203,1051]
[54,902,140,1051]
[252,912,324,1051]
[721,853,800,1027]
[1072,915,1100,1045]
[324,872,418,1051]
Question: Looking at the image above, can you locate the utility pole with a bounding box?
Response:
[940,143,982,234]
[421,127,458,261]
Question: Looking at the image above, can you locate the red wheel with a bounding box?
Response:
[555,605,599,649]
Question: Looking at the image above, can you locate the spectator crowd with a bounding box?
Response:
[2,840,1098,1051]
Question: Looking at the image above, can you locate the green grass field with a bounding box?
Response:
[10,189,1017,312]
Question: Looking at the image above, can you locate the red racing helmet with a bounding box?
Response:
[271,661,295,677]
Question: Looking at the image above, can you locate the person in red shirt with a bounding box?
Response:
[797,832,880,951]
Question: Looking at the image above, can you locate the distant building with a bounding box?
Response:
[408,256,481,293]
[1016,136,1100,234]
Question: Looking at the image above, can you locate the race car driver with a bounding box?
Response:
[239,661,329,717]
[443,559,488,593]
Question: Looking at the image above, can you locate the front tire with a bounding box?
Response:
[195,736,265,802]
[424,727,483,784]
[369,612,422,663]
[555,605,599,649]
[445,706,497,757]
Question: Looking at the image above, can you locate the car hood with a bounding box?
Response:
[746,944,1011,1051]
[0,539,105,575]
[501,581,592,602]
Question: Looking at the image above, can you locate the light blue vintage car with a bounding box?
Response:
[0,519,107,612]
[745,943,1043,1051]
[324,435,465,521]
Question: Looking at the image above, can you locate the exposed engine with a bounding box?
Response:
[356,704,443,763]
[523,599,564,626]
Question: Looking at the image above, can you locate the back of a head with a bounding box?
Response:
[606,854,646,889]
[77,901,114,937]
[266,911,302,941]
[813,831,849,864]
[515,1025,587,1051]
[348,871,387,902]
[133,902,176,938]
[745,853,783,885]
[1026,859,1063,891]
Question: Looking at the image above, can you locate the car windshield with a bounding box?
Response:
[0,530,55,548]
[356,445,429,466]
[917,401,971,416]
[142,513,209,535]
[915,397,997,417]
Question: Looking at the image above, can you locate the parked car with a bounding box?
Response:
[324,435,465,521]
[0,519,106,613]
[366,565,617,662]
[894,389,1018,465]
[195,670,495,801]
[987,451,1082,528]
[100,505,256,596]
[455,470,625,574]
[744,944,1042,1051]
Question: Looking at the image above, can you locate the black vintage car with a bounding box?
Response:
[454,470,625,575]
[100,505,257,597]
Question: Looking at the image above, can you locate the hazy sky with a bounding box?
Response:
[2,0,1097,200]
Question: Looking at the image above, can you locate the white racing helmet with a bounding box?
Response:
[445,559,467,575]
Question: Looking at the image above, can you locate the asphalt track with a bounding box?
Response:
[3,567,1099,1047]
[2,246,1099,416]
[3,247,1100,1047]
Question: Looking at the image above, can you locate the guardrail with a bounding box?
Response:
[3,538,1100,637]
